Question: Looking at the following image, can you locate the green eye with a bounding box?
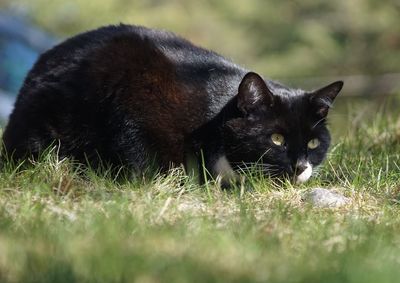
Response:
[271,133,285,146]
[307,138,320,149]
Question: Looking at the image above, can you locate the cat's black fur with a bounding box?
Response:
[2,24,343,184]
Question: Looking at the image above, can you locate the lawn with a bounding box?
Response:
[0,104,400,283]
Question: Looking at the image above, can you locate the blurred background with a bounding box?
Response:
[0,0,399,136]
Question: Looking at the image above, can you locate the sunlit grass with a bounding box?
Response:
[0,110,400,283]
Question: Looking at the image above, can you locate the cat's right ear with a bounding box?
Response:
[237,72,274,114]
[310,81,344,117]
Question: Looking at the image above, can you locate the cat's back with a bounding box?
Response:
[22,25,178,90]
[24,24,240,87]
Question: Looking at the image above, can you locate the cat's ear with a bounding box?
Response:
[237,72,274,114]
[309,81,343,117]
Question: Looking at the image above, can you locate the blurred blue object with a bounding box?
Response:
[0,11,55,123]
[0,90,14,123]
[0,38,38,94]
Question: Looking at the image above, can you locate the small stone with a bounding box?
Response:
[304,188,350,208]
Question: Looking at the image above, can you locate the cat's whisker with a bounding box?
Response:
[233,162,282,174]
[311,167,322,176]
[312,117,327,129]
[231,161,279,168]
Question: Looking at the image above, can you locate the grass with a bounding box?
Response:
[0,108,400,283]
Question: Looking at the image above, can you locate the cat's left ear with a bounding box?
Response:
[309,81,343,117]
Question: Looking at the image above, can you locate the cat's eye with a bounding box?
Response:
[271,133,285,146]
[307,138,320,149]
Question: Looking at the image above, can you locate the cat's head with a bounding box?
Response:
[223,72,343,183]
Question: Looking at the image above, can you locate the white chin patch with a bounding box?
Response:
[296,163,313,184]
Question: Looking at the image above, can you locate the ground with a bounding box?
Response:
[0,109,400,283]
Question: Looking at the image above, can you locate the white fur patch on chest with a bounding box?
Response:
[296,162,313,184]
[213,155,237,179]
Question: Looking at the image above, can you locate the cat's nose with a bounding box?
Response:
[293,160,313,184]
[294,162,308,176]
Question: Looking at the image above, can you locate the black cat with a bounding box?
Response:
[2,24,343,184]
